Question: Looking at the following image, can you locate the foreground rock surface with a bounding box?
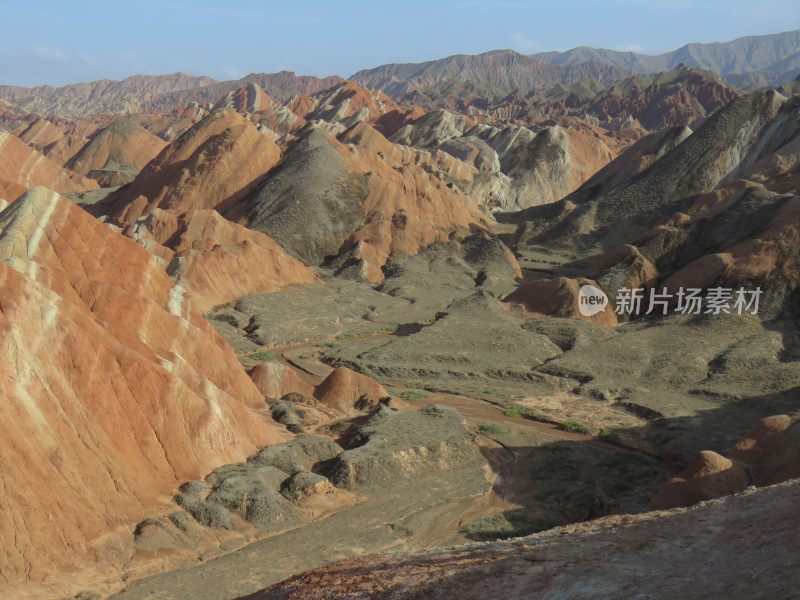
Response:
[246,480,800,600]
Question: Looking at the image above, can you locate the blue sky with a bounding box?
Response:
[0,0,798,86]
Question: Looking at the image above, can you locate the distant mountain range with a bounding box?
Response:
[0,71,343,117]
[354,30,800,96]
[351,52,632,97]
[533,29,800,87]
[401,66,738,130]
[0,30,797,118]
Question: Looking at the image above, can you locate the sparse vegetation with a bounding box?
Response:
[249,351,276,362]
[599,429,620,443]
[399,389,429,401]
[557,419,591,434]
[517,406,552,423]
[390,522,412,537]
[477,422,505,435]
[503,405,521,418]
[460,511,557,541]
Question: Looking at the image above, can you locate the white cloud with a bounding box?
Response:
[510,33,539,52]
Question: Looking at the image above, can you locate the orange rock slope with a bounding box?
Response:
[90,106,491,282]
[93,108,281,223]
[649,451,748,510]
[0,188,286,595]
[249,362,316,399]
[214,81,275,114]
[307,80,402,124]
[314,366,389,413]
[230,121,491,281]
[65,117,167,176]
[335,123,490,279]
[505,276,619,326]
[0,130,98,201]
[650,414,800,510]
[122,207,317,311]
[247,364,388,416]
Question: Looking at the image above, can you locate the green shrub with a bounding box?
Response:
[390,522,412,537]
[557,419,591,434]
[503,405,521,418]
[517,406,551,423]
[249,351,276,362]
[599,429,620,443]
[477,422,505,435]
[399,389,428,401]
[460,512,557,540]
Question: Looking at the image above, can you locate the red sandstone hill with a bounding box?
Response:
[92,105,491,283]
[247,364,389,416]
[305,80,424,137]
[227,120,490,280]
[0,130,98,201]
[0,98,25,121]
[306,80,401,124]
[122,207,317,311]
[0,188,287,594]
[93,109,281,223]
[313,367,389,414]
[214,81,275,114]
[66,117,167,178]
[15,115,69,149]
[650,414,800,510]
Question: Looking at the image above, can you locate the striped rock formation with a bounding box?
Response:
[0,130,97,201]
[0,188,286,595]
